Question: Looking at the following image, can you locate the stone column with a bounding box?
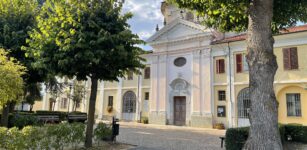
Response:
[116,78,123,119]
[136,75,143,121]
[191,48,213,128]
[98,81,105,119]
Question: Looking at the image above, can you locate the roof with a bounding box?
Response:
[146,18,207,44]
[212,24,307,44]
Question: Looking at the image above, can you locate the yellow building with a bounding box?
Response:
[212,27,307,127]
[35,3,307,128]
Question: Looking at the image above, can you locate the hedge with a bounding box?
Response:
[8,113,41,129]
[284,124,307,143]
[225,127,249,150]
[225,124,307,150]
[0,122,85,150]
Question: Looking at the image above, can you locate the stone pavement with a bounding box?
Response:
[116,122,226,150]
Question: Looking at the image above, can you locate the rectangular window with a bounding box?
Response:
[283,47,299,70]
[216,59,225,74]
[218,91,226,101]
[108,96,113,107]
[127,71,133,80]
[144,67,150,79]
[236,54,243,73]
[145,92,149,100]
[217,106,226,117]
[61,98,67,109]
[286,94,301,117]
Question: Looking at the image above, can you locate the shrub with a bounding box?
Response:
[141,117,149,124]
[213,123,225,129]
[279,124,286,143]
[8,113,40,129]
[226,124,307,150]
[284,124,307,143]
[225,127,249,150]
[70,122,86,149]
[0,122,87,149]
[94,122,113,141]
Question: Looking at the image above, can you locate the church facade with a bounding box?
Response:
[35,2,307,128]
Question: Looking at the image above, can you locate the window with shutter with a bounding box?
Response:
[283,47,298,70]
[236,54,243,73]
[290,47,298,69]
[216,59,225,74]
[144,67,150,79]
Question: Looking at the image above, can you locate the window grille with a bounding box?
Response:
[237,88,250,118]
[123,91,136,113]
[286,94,301,117]
[145,92,149,100]
[218,91,226,101]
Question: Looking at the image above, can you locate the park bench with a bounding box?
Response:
[37,115,60,124]
[67,113,87,123]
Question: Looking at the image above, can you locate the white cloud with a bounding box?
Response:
[138,30,154,39]
[123,0,163,21]
[122,0,164,50]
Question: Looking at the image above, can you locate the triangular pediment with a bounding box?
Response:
[147,19,209,44]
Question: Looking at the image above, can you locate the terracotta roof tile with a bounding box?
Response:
[212,24,307,44]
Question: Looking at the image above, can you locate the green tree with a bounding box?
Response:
[72,81,86,112]
[45,76,65,111]
[24,83,42,112]
[0,49,26,126]
[25,0,144,147]
[168,0,307,149]
[0,0,49,125]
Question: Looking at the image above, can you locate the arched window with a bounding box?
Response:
[237,88,251,118]
[123,91,136,113]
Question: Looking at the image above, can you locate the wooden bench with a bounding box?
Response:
[67,114,87,123]
[37,115,60,124]
[220,136,225,148]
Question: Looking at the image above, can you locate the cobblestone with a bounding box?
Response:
[116,122,226,150]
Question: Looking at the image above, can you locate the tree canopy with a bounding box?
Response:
[0,0,48,84]
[0,49,26,107]
[25,0,145,147]
[168,0,307,32]
[25,0,145,81]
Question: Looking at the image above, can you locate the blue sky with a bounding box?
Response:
[122,0,164,50]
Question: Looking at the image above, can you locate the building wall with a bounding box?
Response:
[276,85,307,125]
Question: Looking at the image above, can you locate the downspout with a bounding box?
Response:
[227,42,234,127]
[137,74,141,122]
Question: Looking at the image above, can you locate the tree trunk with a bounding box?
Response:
[244,0,282,149]
[1,104,9,127]
[30,105,33,112]
[84,78,98,148]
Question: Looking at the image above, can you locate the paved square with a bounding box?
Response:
[116,123,226,150]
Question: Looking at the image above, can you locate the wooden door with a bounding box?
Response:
[174,96,186,126]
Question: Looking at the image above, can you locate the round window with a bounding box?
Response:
[174,57,187,67]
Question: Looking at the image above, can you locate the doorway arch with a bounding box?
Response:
[122,91,136,121]
[237,88,251,127]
